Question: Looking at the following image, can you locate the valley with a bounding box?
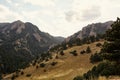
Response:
[1,18,120,80]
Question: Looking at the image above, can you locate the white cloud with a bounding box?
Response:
[0,4,23,22]
[23,0,55,7]
[65,6,101,22]
[6,0,12,4]
[0,0,120,37]
[81,6,101,21]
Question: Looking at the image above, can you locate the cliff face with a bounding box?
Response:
[66,21,113,42]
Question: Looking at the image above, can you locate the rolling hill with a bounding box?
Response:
[3,40,104,80]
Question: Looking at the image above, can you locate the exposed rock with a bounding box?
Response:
[65,21,113,42]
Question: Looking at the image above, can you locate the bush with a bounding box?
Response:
[11,73,19,80]
[55,55,59,59]
[43,69,47,72]
[60,51,64,56]
[11,74,16,80]
[36,65,39,69]
[90,53,102,63]
[83,62,119,79]
[40,63,45,68]
[32,61,36,66]
[73,53,78,56]
[51,62,57,66]
[26,74,31,77]
[0,74,2,80]
[70,50,78,56]
[45,58,49,62]
[21,71,24,75]
[86,46,91,53]
[96,43,102,47]
[80,50,85,54]
[73,76,83,80]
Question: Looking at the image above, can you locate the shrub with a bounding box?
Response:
[11,74,16,80]
[45,58,49,62]
[26,74,31,77]
[60,51,64,56]
[32,61,36,66]
[55,55,59,59]
[90,53,102,63]
[36,65,39,69]
[51,62,57,66]
[11,73,19,80]
[43,69,46,72]
[0,74,2,80]
[83,62,119,79]
[49,56,53,59]
[40,63,45,68]
[96,43,102,47]
[21,71,24,75]
[86,46,91,53]
[73,76,83,80]
[70,50,78,56]
[73,52,78,56]
[80,50,85,54]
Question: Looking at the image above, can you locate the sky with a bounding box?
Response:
[0,0,120,37]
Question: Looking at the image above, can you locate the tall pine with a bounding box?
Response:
[101,17,120,63]
[82,18,120,80]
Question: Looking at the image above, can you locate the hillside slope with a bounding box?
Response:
[4,40,104,80]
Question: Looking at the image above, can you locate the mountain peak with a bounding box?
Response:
[13,20,24,24]
[10,20,25,34]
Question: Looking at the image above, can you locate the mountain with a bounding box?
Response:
[0,20,64,73]
[65,21,113,42]
[0,20,64,54]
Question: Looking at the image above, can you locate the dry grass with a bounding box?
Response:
[4,41,106,80]
[98,76,120,80]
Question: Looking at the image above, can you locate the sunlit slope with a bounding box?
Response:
[5,41,104,80]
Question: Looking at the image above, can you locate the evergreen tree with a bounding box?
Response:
[89,36,96,42]
[90,52,102,63]
[82,18,120,79]
[101,17,120,63]
[73,76,83,80]
[60,50,64,56]
[0,73,2,80]
[86,46,91,53]
[75,38,82,45]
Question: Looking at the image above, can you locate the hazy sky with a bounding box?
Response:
[0,0,120,37]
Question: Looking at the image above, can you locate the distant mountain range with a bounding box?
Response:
[0,20,114,74]
[65,21,113,42]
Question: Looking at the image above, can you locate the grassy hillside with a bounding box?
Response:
[4,40,104,80]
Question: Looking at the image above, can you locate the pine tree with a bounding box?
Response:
[101,17,120,63]
[86,46,91,53]
[0,73,2,80]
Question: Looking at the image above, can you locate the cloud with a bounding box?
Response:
[81,6,101,21]
[0,4,23,22]
[65,11,75,22]
[65,5,101,22]
[23,0,55,7]
[6,0,12,4]
[0,0,120,37]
